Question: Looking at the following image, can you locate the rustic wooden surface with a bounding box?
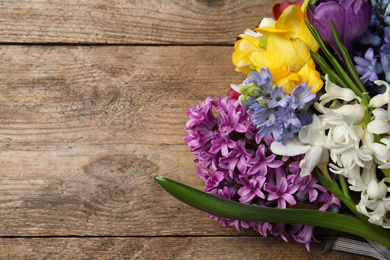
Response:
[0,0,372,259]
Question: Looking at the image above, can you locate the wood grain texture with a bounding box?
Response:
[0,237,371,259]
[0,0,278,44]
[0,1,377,258]
[0,45,243,146]
[0,45,245,236]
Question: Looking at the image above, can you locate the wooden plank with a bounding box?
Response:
[0,236,371,259]
[0,0,278,44]
[0,45,237,236]
[0,45,244,146]
[0,143,228,236]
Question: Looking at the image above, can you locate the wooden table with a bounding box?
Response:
[0,1,373,259]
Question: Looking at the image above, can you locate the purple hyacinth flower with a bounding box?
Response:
[317,192,342,213]
[381,43,390,83]
[291,174,327,202]
[219,140,253,177]
[268,86,289,108]
[196,166,226,192]
[209,132,237,156]
[292,225,320,251]
[247,144,284,176]
[237,175,266,203]
[354,47,382,84]
[289,83,316,110]
[245,68,274,95]
[264,177,299,208]
[307,0,372,58]
[219,106,247,134]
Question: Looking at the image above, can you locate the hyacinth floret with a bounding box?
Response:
[240,69,316,143]
[355,0,390,88]
[354,47,383,84]
[184,95,341,250]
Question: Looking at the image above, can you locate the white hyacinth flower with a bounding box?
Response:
[357,180,390,228]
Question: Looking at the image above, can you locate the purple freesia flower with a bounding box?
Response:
[308,0,372,58]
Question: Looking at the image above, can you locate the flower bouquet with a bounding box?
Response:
[155,0,390,257]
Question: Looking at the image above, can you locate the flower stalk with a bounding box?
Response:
[305,21,364,98]
[329,20,370,101]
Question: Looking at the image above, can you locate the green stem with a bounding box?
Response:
[310,51,350,90]
[329,20,370,101]
[155,176,390,248]
[338,175,351,200]
[305,21,363,98]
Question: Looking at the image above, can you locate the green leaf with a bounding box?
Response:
[305,21,363,98]
[155,175,390,248]
[310,51,349,89]
[329,19,370,101]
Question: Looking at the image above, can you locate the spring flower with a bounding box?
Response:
[196,166,226,192]
[232,18,275,73]
[367,107,390,134]
[357,180,390,228]
[307,0,372,58]
[257,0,319,52]
[370,0,390,30]
[264,176,299,208]
[291,173,328,202]
[319,75,361,104]
[238,175,266,203]
[381,41,390,82]
[184,95,340,249]
[219,140,253,177]
[250,35,322,94]
[289,82,316,109]
[292,225,320,251]
[247,144,284,176]
[354,47,382,84]
[269,87,289,108]
[241,69,316,143]
[271,114,329,176]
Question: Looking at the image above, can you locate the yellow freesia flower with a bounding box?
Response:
[255,0,319,53]
[250,35,322,94]
[232,18,275,73]
[232,33,266,73]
